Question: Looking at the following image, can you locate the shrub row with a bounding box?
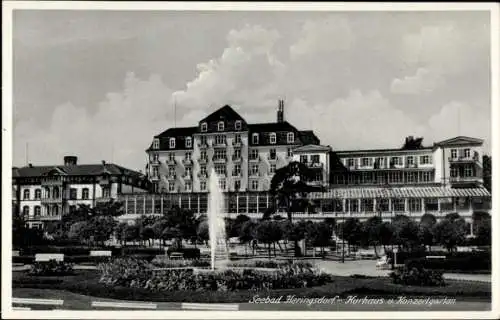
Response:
[29,260,74,276]
[406,255,491,271]
[166,248,200,259]
[390,265,445,287]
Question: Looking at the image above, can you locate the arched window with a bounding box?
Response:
[169,137,176,149]
[269,133,277,144]
[45,187,51,199]
[82,188,89,200]
[53,187,60,199]
[252,133,259,144]
[23,189,30,200]
[52,205,59,216]
[22,206,30,216]
[34,189,42,199]
[34,206,41,216]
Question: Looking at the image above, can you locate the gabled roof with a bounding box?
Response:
[13,163,145,179]
[434,136,484,147]
[293,144,331,153]
[298,130,320,145]
[199,105,246,124]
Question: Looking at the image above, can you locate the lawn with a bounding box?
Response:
[12,270,491,304]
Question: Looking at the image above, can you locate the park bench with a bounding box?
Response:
[426,256,446,259]
[35,253,64,262]
[90,250,112,257]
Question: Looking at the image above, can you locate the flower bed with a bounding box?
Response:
[98,258,333,292]
[29,260,74,276]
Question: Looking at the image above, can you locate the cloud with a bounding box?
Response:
[390,68,444,95]
[426,101,491,150]
[14,73,180,170]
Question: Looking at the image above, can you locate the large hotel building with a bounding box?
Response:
[127,102,490,226]
[13,102,491,229]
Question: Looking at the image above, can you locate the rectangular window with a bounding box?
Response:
[218,122,225,131]
[103,187,110,198]
[215,135,226,145]
[451,149,457,159]
[185,152,192,161]
[377,198,390,212]
[347,158,355,167]
[300,155,308,163]
[200,135,208,145]
[169,138,176,149]
[349,199,359,212]
[70,188,77,200]
[450,167,458,177]
[270,164,276,174]
[390,156,402,166]
[424,198,438,211]
[375,157,385,168]
[361,157,372,167]
[200,181,207,191]
[201,122,207,132]
[233,164,241,176]
[234,180,241,191]
[169,166,176,177]
[200,150,207,160]
[214,149,226,160]
[168,183,175,192]
[409,198,422,212]
[406,172,417,183]
[269,148,276,160]
[233,149,241,159]
[185,181,192,191]
[251,180,259,190]
[250,149,259,160]
[219,179,226,190]
[251,164,259,175]
[185,167,192,176]
[269,133,277,144]
[153,167,159,177]
[34,189,41,199]
[169,153,175,162]
[463,148,471,159]
[361,199,374,212]
[185,138,192,148]
[153,138,160,149]
[392,198,405,212]
[200,165,207,176]
[235,121,242,131]
[311,155,320,163]
[235,134,241,144]
[421,171,432,182]
[287,148,293,157]
[406,156,414,165]
[215,164,226,176]
[388,171,402,183]
[465,166,473,177]
[82,188,89,200]
[287,132,294,143]
[420,155,431,164]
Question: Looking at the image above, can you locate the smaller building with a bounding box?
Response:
[12,156,151,228]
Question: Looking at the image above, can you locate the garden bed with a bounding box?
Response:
[12,269,491,303]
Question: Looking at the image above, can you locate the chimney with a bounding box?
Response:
[64,156,78,166]
[28,163,33,168]
[102,160,106,166]
[277,99,284,123]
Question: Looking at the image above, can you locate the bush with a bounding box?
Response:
[390,264,445,287]
[98,258,333,292]
[166,248,200,260]
[13,256,35,264]
[64,255,112,264]
[122,247,164,256]
[405,251,491,272]
[151,257,210,268]
[29,260,74,276]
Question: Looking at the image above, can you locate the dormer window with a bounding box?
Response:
[169,138,176,149]
[185,137,192,148]
[287,132,294,144]
[235,120,242,131]
[201,122,207,132]
[269,133,277,144]
[218,121,225,132]
[153,138,160,149]
[252,133,259,144]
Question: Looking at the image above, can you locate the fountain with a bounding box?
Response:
[207,168,230,270]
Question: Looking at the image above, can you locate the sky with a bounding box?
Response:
[12,9,492,172]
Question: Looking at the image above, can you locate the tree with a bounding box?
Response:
[379,222,394,252]
[433,216,468,252]
[88,215,118,246]
[340,218,363,254]
[115,222,129,246]
[419,213,437,250]
[307,222,333,256]
[473,211,491,246]
[363,216,383,258]
[267,161,324,256]
[161,206,197,249]
[196,221,210,246]
[401,136,424,150]
[255,220,282,258]
[67,221,89,242]
[391,215,420,251]
[141,226,155,247]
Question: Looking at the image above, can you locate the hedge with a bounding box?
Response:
[166,248,200,259]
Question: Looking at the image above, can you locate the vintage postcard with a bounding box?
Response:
[2,1,499,319]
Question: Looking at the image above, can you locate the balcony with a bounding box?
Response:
[182,158,193,166]
[449,155,480,164]
[38,215,62,221]
[449,176,482,184]
[167,159,176,166]
[183,173,193,180]
[347,164,358,170]
[267,156,278,162]
[232,171,242,177]
[198,157,208,164]
[212,141,227,148]
[198,141,210,148]
[150,175,160,181]
[373,163,388,170]
[405,163,418,169]
[249,156,260,162]
[96,197,113,204]
[232,140,243,147]
[168,174,177,180]
[198,172,208,179]
[232,155,242,162]
[249,171,260,177]
[307,162,324,169]
[150,158,160,165]
[212,157,228,163]
[41,197,63,204]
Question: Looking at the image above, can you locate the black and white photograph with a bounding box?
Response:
[2,2,499,319]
